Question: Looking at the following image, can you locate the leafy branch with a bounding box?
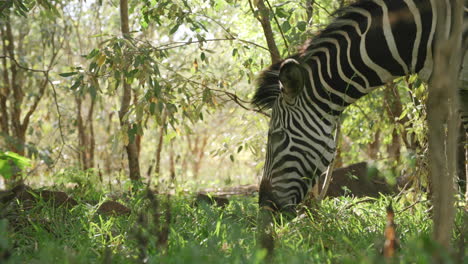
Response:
[161,64,270,117]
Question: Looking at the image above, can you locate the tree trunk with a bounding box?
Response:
[154,110,167,178]
[305,0,315,26]
[252,0,281,64]
[427,0,463,253]
[387,129,401,162]
[192,134,208,179]
[367,129,380,160]
[87,98,96,169]
[169,140,176,181]
[119,0,141,181]
[4,14,25,156]
[0,25,10,137]
[75,95,96,170]
[457,124,467,197]
[0,12,53,161]
[76,96,88,170]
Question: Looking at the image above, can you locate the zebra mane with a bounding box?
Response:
[300,0,373,55]
[252,61,283,110]
[252,0,374,110]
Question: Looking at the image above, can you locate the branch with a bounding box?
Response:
[146,37,269,52]
[314,1,333,16]
[427,0,463,251]
[0,55,48,73]
[318,122,340,200]
[187,78,271,117]
[248,0,281,64]
[22,24,67,131]
[161,64,270,117]
[48,77,66,169]
[397,199,429,214]
[264,0,289,53]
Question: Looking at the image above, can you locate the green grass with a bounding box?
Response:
[1,183,466,264]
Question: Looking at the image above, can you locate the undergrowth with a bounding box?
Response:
[0,181,466,264]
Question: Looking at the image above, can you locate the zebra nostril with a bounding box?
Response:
[281,204,297,219]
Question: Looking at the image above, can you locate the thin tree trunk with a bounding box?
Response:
[465,131,468,203]
[427,0,463,253]
[119,0,141,181]
[367,129,380,160]
[76,96,89,170]
[0,25,10,137]
[133,89,142,155]
[154,110,168,178]
[251,0,281,64]
[4,14,25,155]
[384,82,416,154]
[75,95,95,170]
[192,134,208,179]
[87,98,96,169]
[169,140,176,181]
[457,124,467,196]
[305,0,315,26]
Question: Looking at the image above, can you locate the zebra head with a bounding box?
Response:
[254,58,337,214]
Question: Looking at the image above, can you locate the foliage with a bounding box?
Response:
[1,177,466,263]
[0,0,463,262]
[0,152,31,179]
[0,0,59,18]
[0,0,433,187]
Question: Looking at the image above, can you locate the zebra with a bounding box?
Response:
[252,0,468,213]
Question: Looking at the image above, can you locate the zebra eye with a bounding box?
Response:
[270,130,286,143]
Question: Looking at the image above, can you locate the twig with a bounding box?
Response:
[342,197,376,210]
[48,78,66,169]
[318,122,340,200]
[144,37,269,52]
[264,0,289,53]
[161,64,271,117]
[314,1,333,16]
[0,55,47,73]
[248,0,281,63]
[397,199,429,214]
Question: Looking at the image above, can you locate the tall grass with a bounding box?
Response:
[1,182,465,263]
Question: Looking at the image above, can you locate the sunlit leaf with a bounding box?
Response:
[0,152,31,179]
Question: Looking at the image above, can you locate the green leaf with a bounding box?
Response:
[89,85,97,100]
[70,75,84,90]
[86,48,100,59]
[237,145,243,153]
[281,21,291,33]
[0,151,31,179]
[202,88,211,103]
[150,102,156,115]
[153,79,161,97]
[169,24,180,35]
[59,72,78,77]
[128,124,138,143]
[297,21,307,32]
[275,7,289,18]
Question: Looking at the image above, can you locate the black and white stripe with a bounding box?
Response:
[253,0,467,212]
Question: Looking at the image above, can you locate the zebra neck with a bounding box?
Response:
[299,0,437,118]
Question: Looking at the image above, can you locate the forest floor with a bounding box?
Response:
[0,179,466,263]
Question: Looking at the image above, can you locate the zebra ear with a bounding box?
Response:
[279,58,304,101]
